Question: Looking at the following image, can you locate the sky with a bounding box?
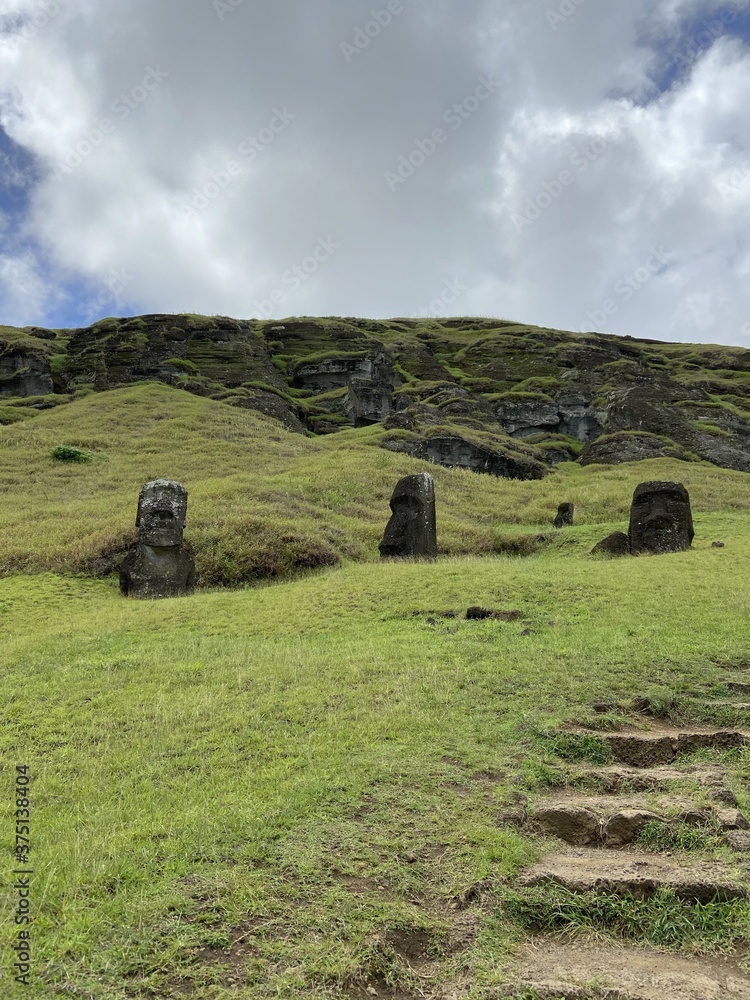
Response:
[0,0,749,345]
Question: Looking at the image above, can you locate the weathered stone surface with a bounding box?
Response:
[716,809,750,831]
[602,808,660,846]
[504,940,750,999]
[0,345,54,397]
[590,530,630,557]
[516,847,746,901]
[726,830,750,852]
[379,473,437,560]
[604,732,677,766]
[553,502,574,528]
[599,727,748,766]
[580,431,694,466]
[531,805,600,845]
[119,480,196,599]
[382,431,547,480]
[292,348,399,427]
[628,480,694,555]
[676,730,747,755]
[578,761,724,792]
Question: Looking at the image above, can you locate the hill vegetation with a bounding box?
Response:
[3,315,750,997]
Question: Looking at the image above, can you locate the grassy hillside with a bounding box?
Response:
[5,312,750,476]
[2,375,750,995]
[2,381,750,584]
[2,539,750,997]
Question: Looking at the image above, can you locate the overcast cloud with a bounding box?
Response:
[0,0,749,344]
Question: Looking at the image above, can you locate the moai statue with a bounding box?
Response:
[119,479,196,598]
[628,481,694,555]
[379,472,437,559]
[553,502,574,528]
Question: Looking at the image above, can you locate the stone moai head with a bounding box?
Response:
[379,472,437,559]
[553,502,574,529]
[628,481,694,555]
[136,479,188,548]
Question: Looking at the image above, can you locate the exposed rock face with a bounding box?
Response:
[119,480,196,598]
[0,345,54,397]
[495,391,605,442]
[379,473,437,560]
[629,481,694,555]
[63,314,305,432]
[8,312,750,478]
[292,349,399,427]
[383,432,547,480]
[591,531,630,557]
[553,503,574,528]
[580,432,695,466]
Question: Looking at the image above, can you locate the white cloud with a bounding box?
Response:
[0,0,747,345]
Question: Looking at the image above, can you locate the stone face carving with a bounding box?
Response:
[628,481,694,555]
[379,472,437,559]
[119,479,196,598]
[553,503,574,528]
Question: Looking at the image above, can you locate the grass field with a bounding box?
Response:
[2,384,750,997]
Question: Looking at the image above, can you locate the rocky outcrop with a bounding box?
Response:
[0,344,54,397]
[382,432,547,480]
[495,390,606,443]
[6,312,750,476]
[580,432,695,466]
[292,348,399,427]
[61,313,305,431]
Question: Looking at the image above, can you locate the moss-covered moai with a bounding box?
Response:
[628,481,694,555]
[553,502,574,528]
[379,472,437,559]
[119,480,196,598]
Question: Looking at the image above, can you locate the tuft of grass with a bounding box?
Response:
[500,885,750,951]
[49,444,95,463]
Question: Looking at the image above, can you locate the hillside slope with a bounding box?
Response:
[3,314,750,477]
[2,382,750,584]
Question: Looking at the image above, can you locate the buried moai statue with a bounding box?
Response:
[553,502,574,529]
[119,480,196,598]
[628,481,694,555]
[379,472,437,559]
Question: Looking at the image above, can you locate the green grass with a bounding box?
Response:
[0,381,749,583]
[500,885,750,951]
[2,524,750,995]
[2,381,750,996]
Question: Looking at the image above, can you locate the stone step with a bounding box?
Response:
[503,940,750,999]
[594,727,748,767]
[516,848,747,901]
[572,762,730,795]
[529,793,748,846]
